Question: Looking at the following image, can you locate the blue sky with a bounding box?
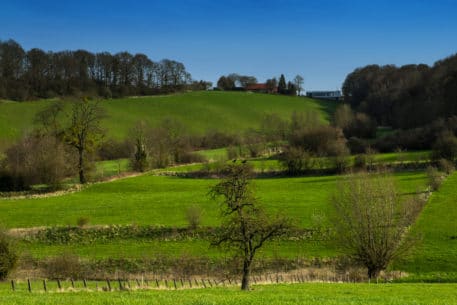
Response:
[1,0,457,90]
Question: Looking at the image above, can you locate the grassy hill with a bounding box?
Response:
[0,91,336,146]
[394,172,457,276]
[0,171,426,229]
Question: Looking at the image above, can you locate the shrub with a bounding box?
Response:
[432,133,457,161]
[45,252,86,279]
[437,158,455,175]
[98,138,132,160]
[354,154,368,170]
[280,147,313,175]
[185,205,202,230]
[3,134,74,190]
[0,230,18,280]
[76,217,90,228]
[426,166,444,191]
[227,146,240,160]
[176,152,206,164]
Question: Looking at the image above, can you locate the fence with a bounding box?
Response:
[9,272,394,293]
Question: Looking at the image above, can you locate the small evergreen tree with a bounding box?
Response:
[278,74,287,94]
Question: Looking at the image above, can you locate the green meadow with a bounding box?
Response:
[0,171,426,229]
[0,283,456,305]
[0,91,336,142]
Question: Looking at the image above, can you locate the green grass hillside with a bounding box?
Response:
[0,171,426,229]
[0,91,336,144]
[395,172,457,275]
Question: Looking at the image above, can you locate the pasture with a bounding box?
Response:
[0,91,336,142]
[0,171,427,229]
[0,283,456,305]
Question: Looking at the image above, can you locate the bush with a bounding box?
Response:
[227,146,240,160]
[185,205,202,230]
[354,154,368,170]
[432,134,457,161]
[437,158,455,175]
[289,125,349,157]
[3,134,74,190]
[280,147,313,175]
[44,252,86,279]
[98,138,132,160]
[0,230,18,280]
[426,166,444,191]
[76,217,90,228]
[176,152,206,164]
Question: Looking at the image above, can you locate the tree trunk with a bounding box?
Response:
[78,148,86,184]
[241,258,251,291]
[367,267,381,280]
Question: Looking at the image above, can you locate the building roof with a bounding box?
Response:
[245,83,268,90]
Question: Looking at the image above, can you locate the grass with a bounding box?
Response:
[194,148,228,161]
[94,159,130,178]
[0,91,336,142]
[0,283,456,304]
[394,171,457,274]
[20,238,336,260]
[0,172,427,229]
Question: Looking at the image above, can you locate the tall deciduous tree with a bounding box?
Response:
[65,98,105,184]
[210,163,291,290]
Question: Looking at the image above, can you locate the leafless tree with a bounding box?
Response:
[210,163,291,290]
[330,171,421,279]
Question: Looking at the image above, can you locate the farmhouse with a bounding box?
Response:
[245,83,278,94]
[306,90,342,101]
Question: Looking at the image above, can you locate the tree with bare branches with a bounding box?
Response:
[65,98,105,184]
[330,171,422,279]
[210,163,291,290]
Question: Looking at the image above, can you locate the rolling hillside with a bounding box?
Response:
[0,91,336,146]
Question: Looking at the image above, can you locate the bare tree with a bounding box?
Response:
[330,171,421,279]
[210,163,291,290]
[65,98,105,184]
[293,75,304,95]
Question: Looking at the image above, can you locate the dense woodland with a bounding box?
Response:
[343,54,457,129]
[0,39,210,100]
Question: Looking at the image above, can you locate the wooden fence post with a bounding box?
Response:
[155,279,160,288]
[71,279,75,288]
[173,279,177,289]
[83,279,87,288]
[57,279,61,290]
[118,278,123,290]
[43,279,47,292]
[27,279,31,293]
[106,279,111,291]
[11,280,15,292]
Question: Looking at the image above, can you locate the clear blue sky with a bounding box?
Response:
[1,0,457,90]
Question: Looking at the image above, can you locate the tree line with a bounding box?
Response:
[0,39,210,101]
[216,73,303,96]
[342,53,457,129]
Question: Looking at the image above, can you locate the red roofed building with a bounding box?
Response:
[245,83,277,94]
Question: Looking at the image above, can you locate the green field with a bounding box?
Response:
[394,172,457,275]
[0,91,336,143]
[0,171,426,229]
[0,283,456,305]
